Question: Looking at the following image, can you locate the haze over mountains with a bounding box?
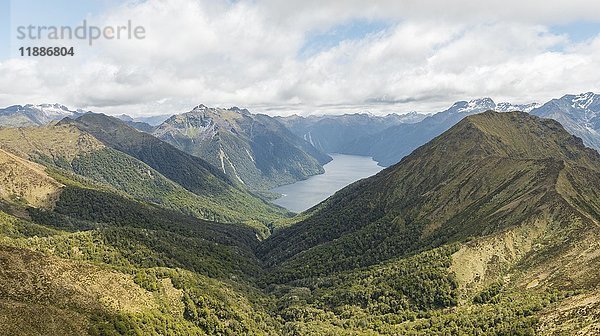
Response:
[0,108,598,334]
[275,93,599,167]
[275,112,428,153]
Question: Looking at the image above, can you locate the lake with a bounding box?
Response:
[270,154,384,213]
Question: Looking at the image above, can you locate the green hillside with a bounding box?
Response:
[0,119,289,231]
[258,112,600,278]
[0,111,598,335]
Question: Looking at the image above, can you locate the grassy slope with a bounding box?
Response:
[0,124,289,233]
[0,148,63,208]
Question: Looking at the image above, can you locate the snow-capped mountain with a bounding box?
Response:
[449,98,540,114]
[395,111,431,123]
[495,102,541,113]
[453,98,497,113]
[0,104,84,127]
[531,92,600,151]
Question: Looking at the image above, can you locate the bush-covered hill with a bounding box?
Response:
[0,121,289,231]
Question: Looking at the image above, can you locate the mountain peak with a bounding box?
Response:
[0,103,81,127]
[462,97,496,111]
[192,104,209,111]
[228,106,251,115]
[448,97,496,113]
[495,101,541,112]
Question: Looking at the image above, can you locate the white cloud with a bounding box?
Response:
[1,0,600,116]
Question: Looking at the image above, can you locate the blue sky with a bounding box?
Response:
[299,19,391,59]
[0,0,9,59]
[550,21,600,43]
[1,0,118,59]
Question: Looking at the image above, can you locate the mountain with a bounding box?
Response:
[0,104,85,127]
[259,110,600,274]
[152,105,331,190]
[0,148,279,334]
[531,92,600,152]
[0,116,288,230]
[276,112,427,154]
[341,98,540,166]
[0,110,599,334]
[257,111,600,333]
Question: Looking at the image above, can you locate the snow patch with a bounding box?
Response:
[245,148,255,163]
[218,147,226,174]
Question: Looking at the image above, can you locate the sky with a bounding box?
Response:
[0,0,600,117]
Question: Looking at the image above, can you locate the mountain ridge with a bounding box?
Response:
[152,105,331,190]
[531,92,600,151]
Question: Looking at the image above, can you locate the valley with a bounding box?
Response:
[2,1,599,334]
[0,102,599,335]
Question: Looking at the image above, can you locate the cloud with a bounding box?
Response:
[1,0,599,116]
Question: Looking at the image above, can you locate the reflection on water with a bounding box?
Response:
[271,154,384,213]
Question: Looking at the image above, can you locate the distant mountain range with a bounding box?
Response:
[275,112,429,153]
[152,105,332,190]
[278,93,600,167]
[116,113,172,126]
[0,104,85,127]
[335,98,542,166]
[531,92,600,150]
[2,91,599,176]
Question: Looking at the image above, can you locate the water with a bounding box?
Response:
[271,154,384,213]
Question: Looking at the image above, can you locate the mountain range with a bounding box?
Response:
[531,92,600,150]
[0,113,288,234]
[2,92,599,172]
[0,110,598,334]
[275,112,428,153]
[0,104,84,127]
[277,93,600,168]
